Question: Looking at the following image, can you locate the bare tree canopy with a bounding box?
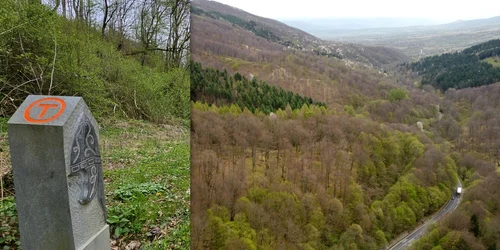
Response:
[42,0,190,68]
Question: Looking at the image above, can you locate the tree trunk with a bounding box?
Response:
[252,146,256,171]
[326,163,330,190]
[281,148,286,180]
[265,151,269,169]
[79,0,84,20]
[277,147,280,169]
[52,0,60,12]
[62,0,66,18]
[333,170,337,198]
[101,0,108,37]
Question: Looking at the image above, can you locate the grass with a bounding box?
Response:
[483,56,500,68]
[0,118,190,249]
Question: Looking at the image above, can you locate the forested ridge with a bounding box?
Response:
[190,62,326,114]
[191,7,284,46]
[407,39,500,91]
[190,1,464,249]
[190,51,464,249]
[191,1,500,249]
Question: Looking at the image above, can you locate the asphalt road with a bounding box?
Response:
[387,180,463,250]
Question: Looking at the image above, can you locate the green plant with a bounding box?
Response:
[114,182,166,201]
[107,204,143,238]
[0,1,189,124]
[387,88,409,102]
[0,118,7,133]
[0,197,20,248]
[108,183,170,238]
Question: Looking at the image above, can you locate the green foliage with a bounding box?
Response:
[226,214,257,250]
[113,182,166,201]
[0,118,7,133]
[190,61,326,114]
[470,214,480,237]
[0,197,20,248]
[394,203,417,232]
[387,88,409,102]
[482,56,500,67]
[0,1,189,124]
[374,230,388,246]
[411,226,443,249]
[107,203,144,238]
[192,108,460,249]
[344,105,356,115]
[438,230,461,250]
[407,39,500,91]
[204,209,229,249]
[248,186,269,203]
[463,39,500,57]
[99,121,189,248]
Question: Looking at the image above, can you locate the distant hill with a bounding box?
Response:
[191,0,409,68]
[307,15,500,59]
[439,16,500,29]
[191,0,426,115]
[304,15,500,38]
[406,39,500,90]
[282,17,442,32]
[191,0,320,51]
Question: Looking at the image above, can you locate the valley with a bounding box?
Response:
[190,0,500,249]
[293,16,500,59]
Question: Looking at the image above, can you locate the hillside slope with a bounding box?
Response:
[439,15,500,30]
[407,39,500,91]
[192,0,409,69]
[313,16,500,59]
[192,0,321,51]
[190,2,500,250]
[191,0,416,115]
[189,1,472,250]
[0,2,189,123]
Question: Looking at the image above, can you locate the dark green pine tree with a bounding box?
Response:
[470,214,480,237]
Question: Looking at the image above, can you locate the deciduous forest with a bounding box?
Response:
[410,84,500,250]
[191,103,458,249]
[190,0,500,249]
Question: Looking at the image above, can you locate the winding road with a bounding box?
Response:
[387,180,463,250]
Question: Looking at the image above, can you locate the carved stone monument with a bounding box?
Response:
[8,95,110,250]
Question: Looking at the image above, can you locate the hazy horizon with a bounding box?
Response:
[210,0,500,23]
[279,17,445,31]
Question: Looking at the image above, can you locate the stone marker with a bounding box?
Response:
[7,95,110,250]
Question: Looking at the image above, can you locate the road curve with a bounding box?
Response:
[387,180,462,250]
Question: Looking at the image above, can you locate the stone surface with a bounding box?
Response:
[78,225,110,250]
[8,95,109,250]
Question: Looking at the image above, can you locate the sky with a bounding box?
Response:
[211,0,500,23]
